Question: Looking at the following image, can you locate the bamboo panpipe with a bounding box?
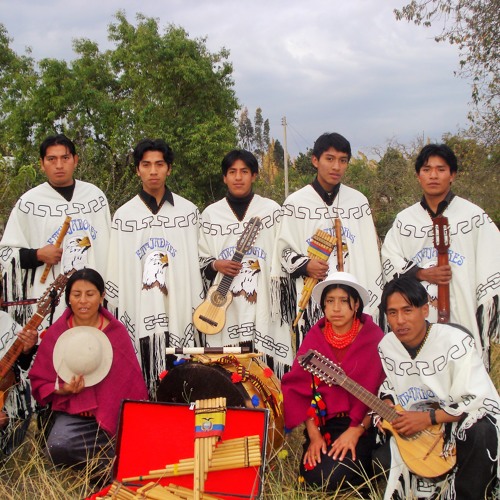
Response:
[40,215,71,284]
[293,228,337,326]
[122,436,261,483]
[194,397,226,500]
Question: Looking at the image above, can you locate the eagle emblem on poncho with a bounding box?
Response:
[142,250,169,295]
[231,259,260,303]
[62,236,91,273]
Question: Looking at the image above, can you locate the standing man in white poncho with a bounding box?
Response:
[271,132,383,352]
[381,144,500,369]
[375,276,499,499]
[0,134,111,328]
[105,139,203,397]
[198,150,293,376]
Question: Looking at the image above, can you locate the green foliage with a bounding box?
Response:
[0,12,239,216]
[394,0,499,144]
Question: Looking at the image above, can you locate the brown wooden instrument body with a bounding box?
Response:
[298,349,456,478]
[40,215,71,284]
[0,271,74,408]
[432,216,451,324]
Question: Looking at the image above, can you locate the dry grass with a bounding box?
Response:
[2,355,500,500]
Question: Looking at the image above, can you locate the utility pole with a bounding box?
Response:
[282,116,289,198]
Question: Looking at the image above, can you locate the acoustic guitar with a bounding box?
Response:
[0,271,74,408]
[193,217,261,335]
[432,215,451,323]
[298,349,456,478]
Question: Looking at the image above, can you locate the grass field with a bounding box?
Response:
[0,345,498,499]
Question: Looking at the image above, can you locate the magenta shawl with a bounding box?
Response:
[282,313,385,430]
[29,307,148,436]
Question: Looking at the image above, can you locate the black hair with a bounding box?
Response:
[415,144,458,174]
[133,138,174,168]
[312,133,351,162]
[39,134,77,159]
[65,268,105,307]
[221,149,259,175]
[380,276,428,314]
[320,284,363,320]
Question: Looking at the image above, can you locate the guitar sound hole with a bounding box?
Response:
[211,291,227,307]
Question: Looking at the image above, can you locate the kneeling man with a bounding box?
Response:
[377,276,499,499]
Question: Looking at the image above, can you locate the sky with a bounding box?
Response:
[0,0,471,158]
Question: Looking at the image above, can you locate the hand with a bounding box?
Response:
[17,327,38,354]
[57,375,85,395]
[328,426,364,461]
[36,244,63,265]
[416,265,452,285]
[305,260,329,280]
[391,410,432,436]
[213,259,242,277]
[303,434,327,468]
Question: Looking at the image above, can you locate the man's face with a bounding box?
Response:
[385,292,429,348]
[417,155,456,199]
[136,150,171,196]
[223,159,257,198]
[312,147,349,192]
[40,145,78,187]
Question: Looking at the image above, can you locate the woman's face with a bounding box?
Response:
[68,279,103,324]
[323,287,359,333]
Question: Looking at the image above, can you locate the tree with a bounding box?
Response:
[0,12,239,214]
[237,107,254,151]
[394,0,499,143]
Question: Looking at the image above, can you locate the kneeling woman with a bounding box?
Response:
[29,268,148,470]
[282,272,385,491]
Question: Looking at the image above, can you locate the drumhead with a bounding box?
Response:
[156,362,249,407]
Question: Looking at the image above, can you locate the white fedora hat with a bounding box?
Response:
[312,271,370,309]
[53,326,113,387]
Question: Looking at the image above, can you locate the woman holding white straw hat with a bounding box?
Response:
[282,271,385,492]
[29,268,147,475]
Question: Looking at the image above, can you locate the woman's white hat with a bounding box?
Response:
[312,271,370,309]
[53,326,113,387]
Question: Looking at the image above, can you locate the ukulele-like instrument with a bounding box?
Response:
[298,349,456,478]
[193,217,261,335]
[0,271,75,408]
[432,216,451,324]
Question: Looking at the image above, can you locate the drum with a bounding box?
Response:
[156,354,284,457]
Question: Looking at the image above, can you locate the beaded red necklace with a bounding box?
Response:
[324,317,360,349]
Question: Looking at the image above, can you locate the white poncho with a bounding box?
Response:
[381,196,500,367]
[0,312,34,453]
[271,183,383,346]
[199,195,294,375]
[0,181,111,328]
[378,323,500,499]
[105,193,204,395]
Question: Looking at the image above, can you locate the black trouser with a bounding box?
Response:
[372,416,498,500]
[300,416,377,492]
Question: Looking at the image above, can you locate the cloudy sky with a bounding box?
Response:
[1,0,471,157]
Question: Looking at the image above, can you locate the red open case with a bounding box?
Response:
[112,400,269,499]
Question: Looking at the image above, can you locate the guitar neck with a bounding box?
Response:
[0,312,43,378]
[337,376,399,423]
[215,250,245,296]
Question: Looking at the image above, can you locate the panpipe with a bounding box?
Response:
[121,435,262,482]
[293,227,338,327]
[99,481,223,499]
[40,215,71,284]
[194,398,226,499]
